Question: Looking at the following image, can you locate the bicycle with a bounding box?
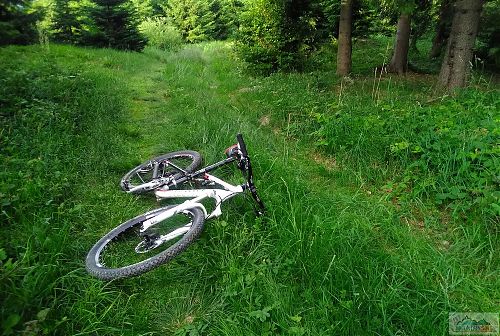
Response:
[86,134,265,280]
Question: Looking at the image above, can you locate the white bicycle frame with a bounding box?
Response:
[139,173,244,240]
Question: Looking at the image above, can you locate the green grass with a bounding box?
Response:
[0,41,498,335]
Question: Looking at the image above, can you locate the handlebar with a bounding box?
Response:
[235,134,265,216]
[162,133,265,215]
[236,133,248,157]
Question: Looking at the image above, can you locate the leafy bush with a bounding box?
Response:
[139,17,183,50]
[161,0,237,43]
[235,0,316,74]
[477,0,500,69]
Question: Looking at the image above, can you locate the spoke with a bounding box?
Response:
[164,160,187,174]
[161,161,168,177]
[136,172,145,183]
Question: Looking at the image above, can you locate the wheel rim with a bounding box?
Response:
[95,210,196,270]
[123,154,199,191]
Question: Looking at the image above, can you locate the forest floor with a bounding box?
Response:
[0,39,498,335]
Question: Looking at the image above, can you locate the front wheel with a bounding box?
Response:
[86,205,205,280]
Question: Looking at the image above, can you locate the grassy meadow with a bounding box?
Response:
[0,38,498,335]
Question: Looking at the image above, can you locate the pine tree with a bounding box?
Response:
[236,0,315,73]
[130,0,153,21]
[0,0,38,45]
[210,0,241,40]
[52,0,83,43]
[89,0,145,50]
[162,0,216,43]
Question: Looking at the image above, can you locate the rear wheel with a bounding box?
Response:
[120,151,202,193]
[86,205,205,280]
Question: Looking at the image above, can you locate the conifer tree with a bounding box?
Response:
[52,0,83,43]
[162,0,216,43]
[210,0,241,40]
[0,0,38,45]
[130,0,153,21]
[89,0,145,50]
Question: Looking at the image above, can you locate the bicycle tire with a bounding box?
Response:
[120,151,202,193]
[86,205,205,280]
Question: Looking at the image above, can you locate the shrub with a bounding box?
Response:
[477,0,500,69]
[235,0,316,74]
[139,17,183,50]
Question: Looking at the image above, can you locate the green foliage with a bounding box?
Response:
[286,85,499,220]
[234,0,410,73]
[88,0,146,50]
[139,17,183,50]
[410,0,432,50]
[249,306,273,322]
[235,0,284,73]
[310,0,339,40]
[209,0,241,40]
[174,320,208,335]
[162,0,216,43]
[51,0,86,43]
[161,0,238,43]
[130,0,154,20]
[235,0,316,73]
[0,0,38,45]
[354,1,395,36]
[477,0,500,69]
[394,0,416,15]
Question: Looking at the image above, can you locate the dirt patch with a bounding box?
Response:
[237,85,262,93]
[310,152,338,171]
[259,115,270,126]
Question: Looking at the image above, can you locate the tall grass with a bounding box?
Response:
[1,41,498,335]
[0,45,154,334]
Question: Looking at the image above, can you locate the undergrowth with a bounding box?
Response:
[293,88,498,221]
[239,36,499,225]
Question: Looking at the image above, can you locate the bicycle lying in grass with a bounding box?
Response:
[86,134,265,280]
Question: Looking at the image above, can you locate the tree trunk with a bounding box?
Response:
[336,0,353,76]
[429,0,452,58]
[387,13,411,74]
[439,0,485,89]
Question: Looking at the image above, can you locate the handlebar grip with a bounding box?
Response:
[236,133,248,157]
